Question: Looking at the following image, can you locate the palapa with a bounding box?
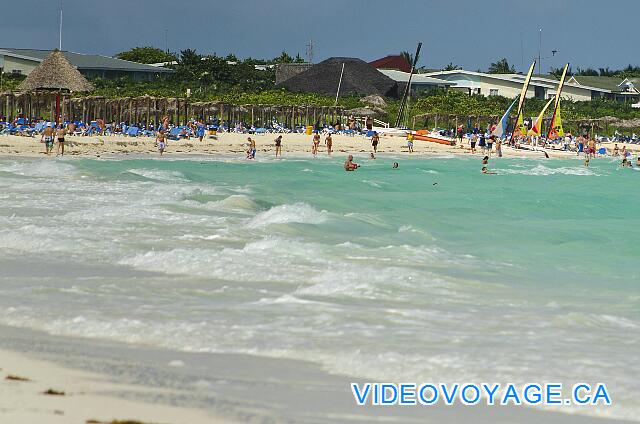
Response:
[18,49,93,93]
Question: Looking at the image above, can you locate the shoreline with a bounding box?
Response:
[2,132,632,160]
[0,324,634,424]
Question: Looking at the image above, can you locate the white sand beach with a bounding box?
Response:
[0,347,233,424]
[2,132,635,159]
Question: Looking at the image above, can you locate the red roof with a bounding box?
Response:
[369,55,412,73]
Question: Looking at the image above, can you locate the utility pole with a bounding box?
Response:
[538,28,542,76]
[306,39,314,64]
[59,0,63,50]
[165,29,169,54]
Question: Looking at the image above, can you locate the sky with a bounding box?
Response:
[2,0,638,73]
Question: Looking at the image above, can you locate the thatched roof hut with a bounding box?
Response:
[346,107,385,117]
[360,94,388,109]
[18,49,93,93]
[277,57,398,98]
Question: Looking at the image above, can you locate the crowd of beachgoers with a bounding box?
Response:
[1,113,639,165]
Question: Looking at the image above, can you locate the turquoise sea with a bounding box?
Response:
[0,154,638,420]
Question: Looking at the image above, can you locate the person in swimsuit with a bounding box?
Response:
[470,133,477,154]
[369,152,375,159]
[481,166,496,174]
[274,135,282,157]
[156,130,166,156]
[344,154,359,171]
[56,124,67,156]
[325,134,333,155]
[246,137,256,159]
[636,157,640,167]
[392,162,399,169]
[371,132,379,153]
[487,135,494,155]
[407,132,414,153]
[495,138,502,158]
[312,132,320,156]
[41,125,55,155]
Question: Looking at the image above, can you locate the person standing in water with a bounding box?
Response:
[56,124,67,156]
[325,133,333,155]
[274,135,283,157]
[344,155,359,171]
[156,130,166,156]
[495,138,502,158]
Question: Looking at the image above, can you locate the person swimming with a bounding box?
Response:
[344,155,359,171]
[392,162,399,169]
[370,152,375,159]
[481,166,496,174]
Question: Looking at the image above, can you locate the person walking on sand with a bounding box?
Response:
[274,135,283,157]
[312,132,320,156]
[325,133,333,155]
[41,124,55,155]
[56,124,67,156]
[156,130,166,156]
[470,133,477,154]
[246,137,256,159]
[371,131,380,153]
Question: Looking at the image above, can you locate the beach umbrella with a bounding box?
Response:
[18,49,93,124]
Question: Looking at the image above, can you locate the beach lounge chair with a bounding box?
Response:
[126,126,140,137]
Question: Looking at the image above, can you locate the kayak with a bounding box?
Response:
[412,133,456,146]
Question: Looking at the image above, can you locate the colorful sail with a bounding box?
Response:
[492,98,518,138]
[515,112,527,137]
[528,97,555,137]
[548,102,564,139]
[510,61,536,143]
[547,63,569,139]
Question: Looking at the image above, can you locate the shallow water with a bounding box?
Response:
[0,154,638,419]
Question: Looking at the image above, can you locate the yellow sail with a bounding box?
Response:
[528,97,555,136]
[549,101,564,138]
[515,113,527,137]
[517,62,536,115]
[548,64,569,139]
[511,61,536,141]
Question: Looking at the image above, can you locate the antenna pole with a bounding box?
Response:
[59,0,63,50]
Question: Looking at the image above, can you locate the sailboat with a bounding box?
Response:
[547,63,570,139]
[506,61,536,144]
[528,97,555,136]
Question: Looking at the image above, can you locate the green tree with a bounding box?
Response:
[576,67,599,76]
[488,58,515,74]
[443,62,461,71]
[272,51,295,64]
[550,66,573,79]
[400,51,414,66]
[115,47,176,64]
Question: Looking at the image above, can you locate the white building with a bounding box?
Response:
[421,70,611,101]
